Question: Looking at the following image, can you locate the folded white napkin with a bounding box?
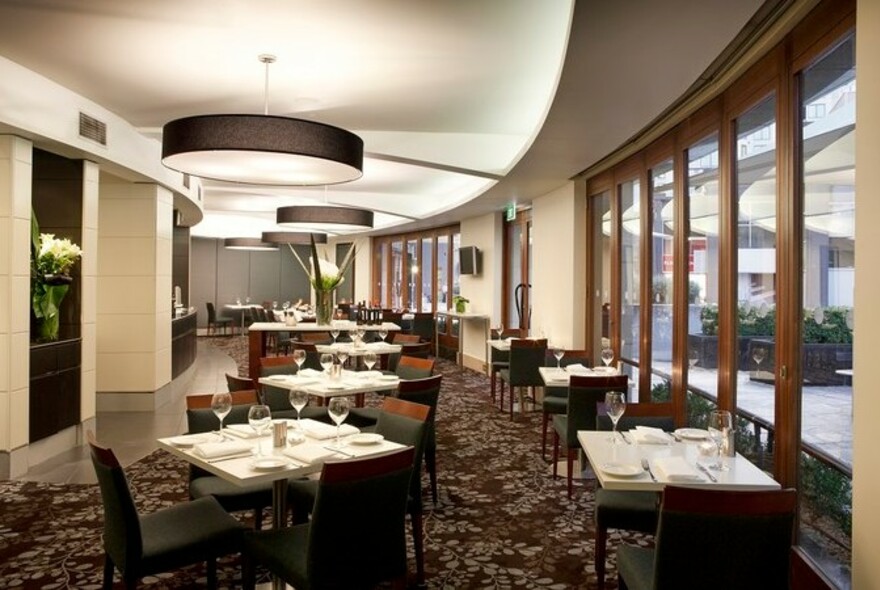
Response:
[299,368,325,378]
[192,441,251,459]
[630,426,673,445]
[565,363,590,374]
[651,456,704,482]
[283,445,337,465]
[225,424,263,439]
[298,419,360,440]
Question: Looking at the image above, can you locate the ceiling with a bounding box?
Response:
[0,0,765,239]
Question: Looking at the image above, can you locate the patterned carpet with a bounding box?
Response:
[0,337,650,589]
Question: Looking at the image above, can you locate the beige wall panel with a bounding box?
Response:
[96,352,156,391]
[97,276,158,314]
[99,314,157,353]
[98,237,157,276]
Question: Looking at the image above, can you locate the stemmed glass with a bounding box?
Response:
[363,351,378,372]
[328,397,351,448]
[752,348,766,374]
[553,346,565,369]
[605,391,626,444]
[247,404,272,456]
[601,347,614,368]
[378,327,389,342]
[336,349,349,370]
[292,349,306,373]
[330,326,340,344]
[707,410,733,471]
[493,322,505,339]
[211,392,232,439]
[289,389,309,431]
[319,353,334,376]
[282,300,291,311]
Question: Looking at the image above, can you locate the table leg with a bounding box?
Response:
[248,330,268,381]
[271,478,289,590]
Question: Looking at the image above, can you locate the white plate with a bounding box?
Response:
[675,428,711,440]
[287,432,306,445]
[349,433,385,446]
[169,434,211,448]
[600,462,643,478]
[251,457,290,471]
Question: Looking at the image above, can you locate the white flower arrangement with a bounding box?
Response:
[35,233,82,276]
[289,234,357,292]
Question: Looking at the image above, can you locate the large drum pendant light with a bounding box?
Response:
[223,237,279,251]
[261,231,327,244]
[276,205,374,231]
[161,55,363,186]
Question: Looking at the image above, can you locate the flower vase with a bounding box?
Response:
[315,289,334,326]
[38,312,61,342]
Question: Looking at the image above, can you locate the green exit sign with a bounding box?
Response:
[504,204,517,222]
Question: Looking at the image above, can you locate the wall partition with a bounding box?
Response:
[584,1,855,585]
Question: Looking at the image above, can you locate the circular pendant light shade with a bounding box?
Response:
[261,231,326,244]
[223,237,279,251]
[277,205,374,231]
[162,115,364,186]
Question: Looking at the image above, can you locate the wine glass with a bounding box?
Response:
[492,322,505,339]
[328,397,351,448]
[378,327,388,342]
[553,346,564,369]
[336,349,349,369]
[319,353,334,375]
[289,389,309,431]
[247,404,271,456]
[752,347,766,373]
[601,347,614,368]
[211,392,232,438]
[707,409,733,471]
[363,351,378,372]
[282,300,291,311]
[688,348,700,369]
[330,326,340,343]
[605,391,626,444]
[292,349,306,372]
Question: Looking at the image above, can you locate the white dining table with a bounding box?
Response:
[578,430,780,491]
[258,369,400,402]
[158,427,405,589]
[315,341,402,357]
[537,365,620,386]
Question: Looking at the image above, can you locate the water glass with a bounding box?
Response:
[319,353,334,375]
[293,349,306,372]
[601,347,614,367]
[553,347,564,368]
[289,389,309,431]
[247,404,272,456]
[211,392,232,438]
[605,391,626,444]
[707,409,733,470]
[363,351,377,372]
[328,397,351,447]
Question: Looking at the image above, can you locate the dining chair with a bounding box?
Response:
[489,328,521,404]
[225,373,256,392]
[288,397,432,585]
[184,392,274,529]
[87,431,245,589]
[617,486,797,590]
[206,302,234,336]
[395,354,435,380]
[243,447,416,590]
[498,338,547,419]
[410,312,436,354]
[593,401,674,590]
[540,349,591,461]
[258,355,329,418]
[551,374,628,497]
[392,333,421,344]
[298,331,333,344]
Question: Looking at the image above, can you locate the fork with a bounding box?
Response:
[641,458,657,482]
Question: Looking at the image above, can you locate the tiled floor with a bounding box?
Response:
[17,339,236,485]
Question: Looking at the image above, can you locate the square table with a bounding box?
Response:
[578,430,780,491]
[258,370,400,403]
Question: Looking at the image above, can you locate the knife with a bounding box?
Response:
[204,451,253,463]
[324,446,356,458]
[697,463,718,482]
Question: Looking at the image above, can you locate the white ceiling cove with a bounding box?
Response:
[0,0,764,238]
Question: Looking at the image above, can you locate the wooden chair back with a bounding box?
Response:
[392,333,421,344]
[300,332,332,343]
[396,355,435,379]
[225,373,256,391]
[185,390,259,410]
[381,396,431,422]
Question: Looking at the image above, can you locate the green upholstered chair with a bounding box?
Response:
[594,402,674,589]
[244,447,416,590]
[540,349,591,461]
[288,397,432,585]
[489,329,521,404]
[498,338,547,419]
[617,486,797,590]
[87,431,245,589]
[225,372,255,392]
[206,302,234,336]
[551,374,628,497]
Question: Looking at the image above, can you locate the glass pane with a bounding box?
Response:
[376,241,388,308]
[391,239,403,310]
[421,238,433,312]
[507,223,524,329]
[651,159,674,391]
[734,95,777,467]
[686,133,720,425]
[620,178,640,401]
[591,191,612,364]
[406,239,417,311]
[437,235,450,309]
[452,232,461,304]
[798,34,855,588]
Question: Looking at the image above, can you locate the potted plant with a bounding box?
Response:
[31,214,82,342]
[453,295,469,313]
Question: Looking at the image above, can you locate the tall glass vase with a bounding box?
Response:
[315,289,334,326]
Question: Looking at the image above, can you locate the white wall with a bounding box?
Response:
[459,212,502,370]
[852,1,879,586]
[531,181,586,350]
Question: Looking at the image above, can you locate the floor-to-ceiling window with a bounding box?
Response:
[584,1,854,584]
[590,191,612,364]
[503,210,532,333]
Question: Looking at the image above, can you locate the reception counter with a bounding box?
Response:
[172,309,198,378]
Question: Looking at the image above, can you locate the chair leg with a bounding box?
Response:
[490,370,496,402]
[541,411,549,461]
[552,431,559,479]
[411,509,426,586]
[242,552,257,590]
[206,557,218,589]
[595,524,608,590]
[499,379,505,411]
[102,555,115,590]
[567,447,574,498]
[426,446,438,504]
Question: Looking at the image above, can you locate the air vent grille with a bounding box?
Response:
[79,112,107,145]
